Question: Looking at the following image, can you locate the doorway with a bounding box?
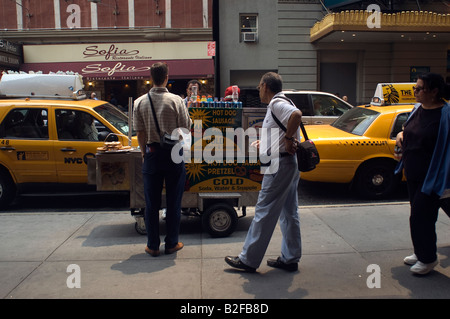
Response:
[320,63,356,105]
[104,81,138,109]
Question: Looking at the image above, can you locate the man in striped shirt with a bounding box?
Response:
[133,62,192,257]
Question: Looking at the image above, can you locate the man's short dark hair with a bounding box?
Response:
[151,62,169,86]
[261,72,283,94]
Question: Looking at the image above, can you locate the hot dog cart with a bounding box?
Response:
[88,105,267,237]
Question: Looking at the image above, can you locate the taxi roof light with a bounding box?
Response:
[370,83,416,107]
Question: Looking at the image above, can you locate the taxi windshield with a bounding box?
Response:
[332,107,380,136]
[94,103,135,136]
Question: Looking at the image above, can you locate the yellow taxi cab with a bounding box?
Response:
[0,73,137,209]
[300,83,416,199]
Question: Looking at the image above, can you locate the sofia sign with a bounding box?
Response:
[21,42,213,80]
[82,44,152,61]
[20,59,215,80]
[23,42,211,63]
[82,62,151,77]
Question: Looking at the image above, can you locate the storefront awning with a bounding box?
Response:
[310,10,450,44]
[19,42,215,80]
[20,59,214,80]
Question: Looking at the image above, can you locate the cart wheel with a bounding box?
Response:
[134,216,147,235]
[202,203,238,238]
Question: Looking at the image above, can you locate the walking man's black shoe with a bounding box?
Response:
[225,256,256,273]
[267,257,298,272]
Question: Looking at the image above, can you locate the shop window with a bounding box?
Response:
[240,14,258,43]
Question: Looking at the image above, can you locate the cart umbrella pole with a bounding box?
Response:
[128,96,133,146]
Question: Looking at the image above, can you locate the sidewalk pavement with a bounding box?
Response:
[1,203,449,299]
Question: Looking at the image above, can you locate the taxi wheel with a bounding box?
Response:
[202,203,238,238]
[354,160,399,199]
[0,170,16,210]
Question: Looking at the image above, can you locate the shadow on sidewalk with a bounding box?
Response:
[391,247,450,299]
[111,253,176,275]
[224,268,308,299]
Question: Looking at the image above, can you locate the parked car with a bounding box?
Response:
[240,88,353,125]
[283,90,353,125]
[0,73,137,209]
[300,104,414,199]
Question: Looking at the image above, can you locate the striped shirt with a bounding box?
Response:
[133,87,192,144]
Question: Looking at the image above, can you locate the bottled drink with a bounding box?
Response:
[232,85,239,103]
[191,85,198,103]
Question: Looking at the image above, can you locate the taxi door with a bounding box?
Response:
[0,107,57,183]
[52,108,104,184]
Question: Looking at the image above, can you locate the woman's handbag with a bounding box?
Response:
[148,93,179,150]
[271,111,320,172]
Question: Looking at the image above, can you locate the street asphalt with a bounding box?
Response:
[1,202,449,301]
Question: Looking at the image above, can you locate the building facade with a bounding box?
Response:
[0,0,214,107]
[216,0,449,106]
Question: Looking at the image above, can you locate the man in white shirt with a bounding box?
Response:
[225,72,303,272]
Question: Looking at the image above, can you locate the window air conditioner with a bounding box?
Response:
[243,32,257,43]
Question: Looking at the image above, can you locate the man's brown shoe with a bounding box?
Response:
[145,246,160,257]
[165,242,184,254]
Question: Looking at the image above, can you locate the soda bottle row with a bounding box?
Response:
[189,101,243,108]
[187,95,242,108]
